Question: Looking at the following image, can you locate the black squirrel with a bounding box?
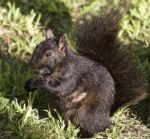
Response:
[25,8,147,135]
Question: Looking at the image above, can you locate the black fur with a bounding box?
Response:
[25,8,147,136]
[75,8,147,112]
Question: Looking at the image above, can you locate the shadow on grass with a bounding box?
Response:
[130,44,150,125]
[131,98,150,124]
[0,0,72,35]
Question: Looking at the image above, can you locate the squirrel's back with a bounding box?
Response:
[75,8,147,112]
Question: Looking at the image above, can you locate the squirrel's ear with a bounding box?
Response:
[46,29,54,39]
[58,34,67,53]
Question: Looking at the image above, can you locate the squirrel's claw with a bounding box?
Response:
[24,79,37,92]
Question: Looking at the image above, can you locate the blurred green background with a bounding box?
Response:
[0,0,150,138]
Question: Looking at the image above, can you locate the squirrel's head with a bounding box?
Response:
[29,29,68,75]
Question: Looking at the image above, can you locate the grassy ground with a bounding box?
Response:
[0,0,150,138]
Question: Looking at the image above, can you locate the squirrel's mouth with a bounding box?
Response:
[39,67,51,76]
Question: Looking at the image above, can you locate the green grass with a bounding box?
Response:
[0,0,150,138]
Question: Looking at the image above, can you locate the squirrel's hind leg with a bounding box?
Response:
[71,95,112,135]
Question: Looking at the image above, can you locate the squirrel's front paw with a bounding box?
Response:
[24,79,37,92]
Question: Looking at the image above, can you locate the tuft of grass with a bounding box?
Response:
[0,2,44,60]
[120,0,150,47]
[0,94,79,139]
[94,107,150,139]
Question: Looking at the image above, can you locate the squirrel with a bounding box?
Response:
[25,8,147,135]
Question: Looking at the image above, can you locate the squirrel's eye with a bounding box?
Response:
[45,51,51,57]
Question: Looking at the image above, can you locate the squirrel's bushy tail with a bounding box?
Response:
[75,8,147,112]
